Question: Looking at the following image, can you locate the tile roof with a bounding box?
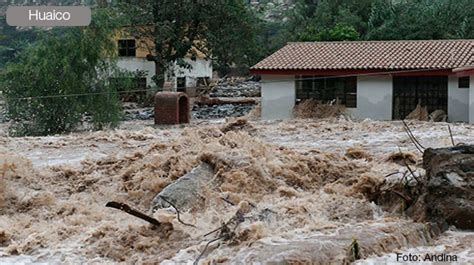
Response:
[251,40,474,71]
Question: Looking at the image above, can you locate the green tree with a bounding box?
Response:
[367,0,474,40]
[250,2,290,61]
[256,20,288,58]
[1,9,126,136]
[287,0,366,42]
[301,23,360,41]
[283,0,474,43]
[206,2,262,75]
[118,0,260,84]
[0,17,37,67]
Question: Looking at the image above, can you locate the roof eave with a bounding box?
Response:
[453,66,474,77]
[250,68,454,76]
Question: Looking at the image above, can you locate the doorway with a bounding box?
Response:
[393,76,448,119]
[178,95,189,123]
[177,77,186,92]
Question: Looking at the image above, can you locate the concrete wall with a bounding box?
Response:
[116,57,156,87]
[261,75,295,120]
[116,57,212,89]
[470,75,474,124]
[354,75,471,122]
[448,75,470,122]
[260,74,472,122]
[169,58,213,88]
[351,75,393,120]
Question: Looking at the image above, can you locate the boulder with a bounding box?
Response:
[150,163,214,212]
[374,145,474,230]
[421,145,474,229]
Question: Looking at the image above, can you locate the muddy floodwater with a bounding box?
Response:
[1,118,473,264]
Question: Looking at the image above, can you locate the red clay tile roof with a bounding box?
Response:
[251,40,474,71]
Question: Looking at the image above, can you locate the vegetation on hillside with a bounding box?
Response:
[262,0,474,52]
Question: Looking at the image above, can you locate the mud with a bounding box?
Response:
[0,118,473,263]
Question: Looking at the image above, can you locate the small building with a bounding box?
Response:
[250,40,474,123]
[115,28,212,94]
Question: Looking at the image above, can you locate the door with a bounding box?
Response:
[393,76,448,120]
[177,77,186,92]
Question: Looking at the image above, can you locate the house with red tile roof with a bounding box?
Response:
[250,40,474,123]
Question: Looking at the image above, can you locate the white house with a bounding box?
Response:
[250,40,474,123]
[115,37,213,94]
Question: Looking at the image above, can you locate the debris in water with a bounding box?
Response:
[106,201,161,227]
[405,103,429,121]
[429,109,447,122]
[376,145,474,230]
[293,99,346,119]
[346,146,373,161]
[385,150,418,165]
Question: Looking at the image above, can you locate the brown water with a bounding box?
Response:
[1,118,473,264]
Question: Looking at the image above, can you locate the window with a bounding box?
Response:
[118,39,136,57]
[393,76,447,120]
[177,77,186,92]
[459,76,470,88]
[295,76,357,107]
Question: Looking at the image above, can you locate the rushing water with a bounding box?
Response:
[1,119,473,264]
[356,230,473,265]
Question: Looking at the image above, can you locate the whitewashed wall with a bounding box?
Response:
[470,75,474,124]
[351,75,393,120]
[448,75,469,122]
[169,58,213,88]
[116,57,156,86]
[261,75,295,120]
[260,74,472,122]
[116,57,212,89]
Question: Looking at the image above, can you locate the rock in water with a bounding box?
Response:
[150,163,214,212]
[422,145,474,229]
[375,145,474,230]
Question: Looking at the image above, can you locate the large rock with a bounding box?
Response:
[421,145,474,229]
[151,163,214,212]
[374,145,474,230]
